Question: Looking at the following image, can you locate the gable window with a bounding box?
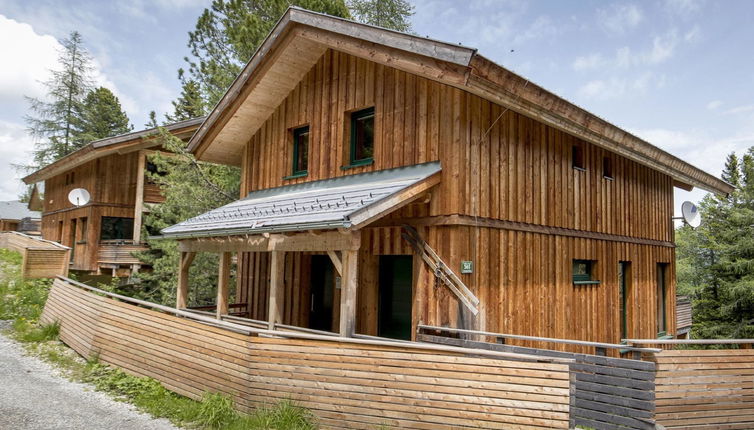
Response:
[349,107,375,166]
[572,145,585,170]
[573,259,600,285]
[290,125,309,177]
[603,156,613,179]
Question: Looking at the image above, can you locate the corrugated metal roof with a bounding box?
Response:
[0,201,41,221]
[161,162,441,239]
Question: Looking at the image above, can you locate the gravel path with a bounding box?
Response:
[0,321,179,430]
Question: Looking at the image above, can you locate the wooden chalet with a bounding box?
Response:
[161,8,732,348]
[22,118,203,276]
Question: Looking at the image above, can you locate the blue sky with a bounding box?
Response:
[1,0,752,217]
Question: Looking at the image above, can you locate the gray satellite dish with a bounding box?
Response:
[68,188,90,207]
[680,201,701,228]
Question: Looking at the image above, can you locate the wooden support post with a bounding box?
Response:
[267,251,285,330]
[133,150,146,244]
[327,250,343,276]
[176,251,195,309]
[339,249,359,337]
[216,252,232,319]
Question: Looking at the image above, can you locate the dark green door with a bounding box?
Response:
[309,255,334,331]
[378,255,413,340]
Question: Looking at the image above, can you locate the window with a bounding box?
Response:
[349,107,375,166]
[657,263,668,336]
[146,161,167,184]
[603,156,613,179]
[572,145,585,170]
[100,217,134,242]
[77,217,88,243]
[573,259,600,285]
[290,125,309,177]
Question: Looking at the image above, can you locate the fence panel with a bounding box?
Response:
[41,279,572,429]
[0,231,69,278]
[418,334,656,430]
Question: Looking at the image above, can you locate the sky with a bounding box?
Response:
[1,0,753,220]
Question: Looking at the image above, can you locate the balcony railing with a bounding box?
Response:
[97,240,148,265]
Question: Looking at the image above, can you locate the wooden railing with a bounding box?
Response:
[0,231,69,278]
[42,277,573,429]
[419,325,659,430]
[97,240,148,266]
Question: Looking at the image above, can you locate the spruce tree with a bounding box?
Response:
[74,87,132,144]
[347,0,414,31]
[24,31,94,168]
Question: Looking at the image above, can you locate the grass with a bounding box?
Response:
[0,248,318,430]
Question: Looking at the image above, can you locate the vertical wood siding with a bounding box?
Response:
[236,49,678,347]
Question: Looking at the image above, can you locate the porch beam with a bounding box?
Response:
[176,251,196,309]
[177,230,361,253]
[339,249,359,337]
[327,250,343,276]
[216,252,232,319]
[267,251,285,330]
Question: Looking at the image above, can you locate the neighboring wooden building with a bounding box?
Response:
[22,118,203,275]
[0,200,41,234]
[162,8,732,349]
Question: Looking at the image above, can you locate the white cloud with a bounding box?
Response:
[513,15,559,44]
[572,30,680,72]
[0,15,60,104]
[707,100,723,110]
[578,72,661,100]
[598,4,643,34]
[723,104,754,115]
[665,0,703,17]
[0,121,35,199]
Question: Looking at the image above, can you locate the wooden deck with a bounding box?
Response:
[0,231,69,278]
[41,278,572,429]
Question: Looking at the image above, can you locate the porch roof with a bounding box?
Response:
[160,161,441,239]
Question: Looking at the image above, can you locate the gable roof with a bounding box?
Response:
[161,161,441,239]
[22,117,204,185]
[0,201,41,221]
[188,7,732,196]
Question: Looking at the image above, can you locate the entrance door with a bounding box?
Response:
[378,255,413,340]
[309,255,335,331]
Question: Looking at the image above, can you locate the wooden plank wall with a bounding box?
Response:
[651,349,754,429]
[241,49,675,243]
[419,334,657,430]
[42,278,573,429]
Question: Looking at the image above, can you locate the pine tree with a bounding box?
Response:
[347,0,414,31]
[185,0,351,107]
[166,70,205,122]
[24,31,94,168]
[74,87,132,145]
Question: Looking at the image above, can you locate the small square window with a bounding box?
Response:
[572,145,584,170]
[350,107,375,166]
[603,156,613,179]
[291,126,309,176]
[573,259,600,285]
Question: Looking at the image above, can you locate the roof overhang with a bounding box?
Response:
[160,161,441,239]
[188,7,732,196]
[22,117,204,184]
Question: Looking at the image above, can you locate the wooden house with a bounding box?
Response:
[22,118,203,275]
[0,200,41,234]
[161,8,732,347]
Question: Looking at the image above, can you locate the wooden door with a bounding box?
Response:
[378,255,413,340]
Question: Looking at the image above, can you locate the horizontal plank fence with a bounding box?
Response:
[418,326,657,430]
[41,278,572,429]
[0,231,69,278]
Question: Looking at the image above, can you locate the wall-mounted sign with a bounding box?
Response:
[461,260,473,274]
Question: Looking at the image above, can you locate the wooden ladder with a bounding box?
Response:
[401,225,479,315]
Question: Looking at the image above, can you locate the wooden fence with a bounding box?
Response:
[41,278,572,429]
[418,327,657,430]
[0,231,69,278]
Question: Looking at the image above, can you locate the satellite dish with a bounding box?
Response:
[68,188,90,207]
[680,201,701,228]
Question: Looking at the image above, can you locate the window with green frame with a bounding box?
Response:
[290,125,309,177]
[573,259,600,285]
[349,107,375,166]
